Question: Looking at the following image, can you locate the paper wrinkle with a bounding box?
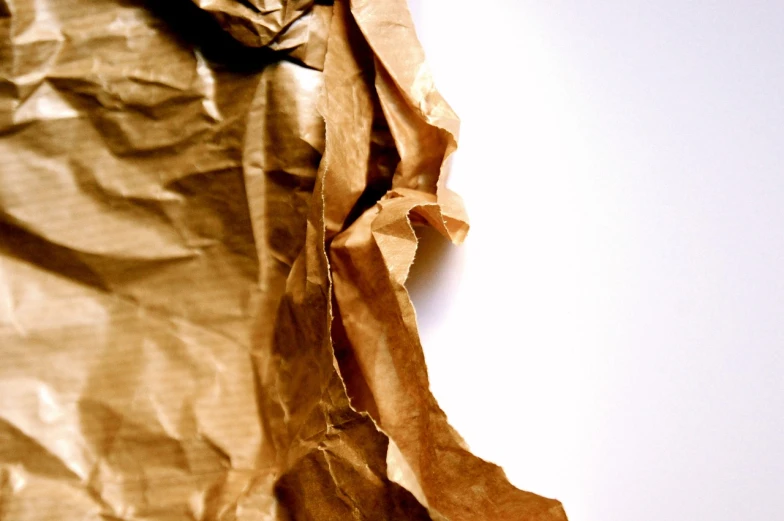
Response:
[0,0,567,519]
[191,0,318,59]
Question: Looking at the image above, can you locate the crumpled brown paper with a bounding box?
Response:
[0,0,567,519]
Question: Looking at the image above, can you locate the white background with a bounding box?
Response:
[406,2,784,520]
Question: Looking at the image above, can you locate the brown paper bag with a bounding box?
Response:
[0,0,566,519]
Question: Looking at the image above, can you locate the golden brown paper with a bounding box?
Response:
[0,0,567,519]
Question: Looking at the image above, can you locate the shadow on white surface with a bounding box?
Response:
[408,1,784,520]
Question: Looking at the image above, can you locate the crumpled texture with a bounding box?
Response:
[0,0,567,520]
[190,0,333,70]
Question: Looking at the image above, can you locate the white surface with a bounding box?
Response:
[407,2,784,520]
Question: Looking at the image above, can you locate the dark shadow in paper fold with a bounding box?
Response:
[142,0,276,71]
[0,219,108,292]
